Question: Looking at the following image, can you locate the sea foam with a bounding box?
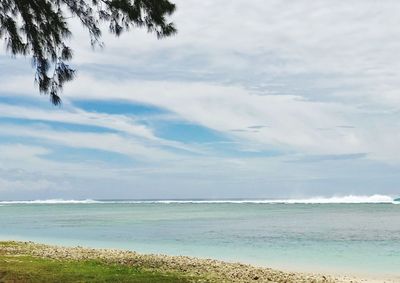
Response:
[117,195,397,204]
[0,195,397,204]
[0,199,100,204]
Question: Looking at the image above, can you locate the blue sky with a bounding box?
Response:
[1,0,400,200]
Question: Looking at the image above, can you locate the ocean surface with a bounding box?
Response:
[0,195,399,277]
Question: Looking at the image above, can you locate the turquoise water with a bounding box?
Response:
[0,201,399,276]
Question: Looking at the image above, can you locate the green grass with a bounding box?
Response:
[0,254,200,283]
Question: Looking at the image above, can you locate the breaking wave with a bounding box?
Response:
[0,195,398,204]
[115,195,397,204]
[0,199,100,204]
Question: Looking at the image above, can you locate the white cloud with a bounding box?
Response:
[0,125,180,161]
[0,103,204,154]
[63,76,369,155]
[2,0,400,198]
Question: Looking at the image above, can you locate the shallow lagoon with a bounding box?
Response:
[1,201,399,277]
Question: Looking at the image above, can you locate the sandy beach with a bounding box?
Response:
[1,241,397,283]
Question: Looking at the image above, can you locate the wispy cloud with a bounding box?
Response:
[286,153,367,163]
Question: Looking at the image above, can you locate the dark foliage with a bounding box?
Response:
[0,0,176,105]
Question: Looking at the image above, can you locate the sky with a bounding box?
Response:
[1,0,400,200]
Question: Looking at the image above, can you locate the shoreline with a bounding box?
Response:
[1,241,396,283]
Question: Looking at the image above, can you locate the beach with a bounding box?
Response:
[0,241,386,283]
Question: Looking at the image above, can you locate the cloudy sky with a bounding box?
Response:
[1,0,400,200]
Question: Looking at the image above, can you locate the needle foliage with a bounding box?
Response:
[0,0,176,105]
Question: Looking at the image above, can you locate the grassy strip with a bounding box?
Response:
[0,253,203,283]
[0,241,343,283]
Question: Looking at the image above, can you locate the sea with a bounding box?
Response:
[0,195,399,277]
